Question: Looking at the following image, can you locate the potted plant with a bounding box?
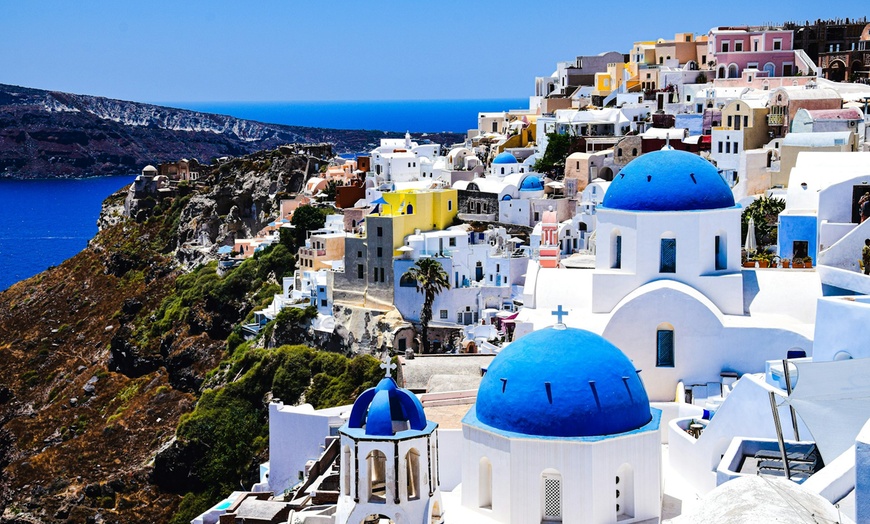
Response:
[756,252,773,268]
[803,256,813,268]
[793,258,804,268]
[780,257,790,269]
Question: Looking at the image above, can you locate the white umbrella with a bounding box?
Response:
[744,217,757,253]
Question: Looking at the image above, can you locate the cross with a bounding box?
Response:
[380,359,397,379]
[552,305,568,326]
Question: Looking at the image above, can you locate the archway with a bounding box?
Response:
[728,63,739,79]
[405,448,421,500]
[367,450,387,502]
[717,65,726,79]
[598,166,614,181]
[827,60,847,82]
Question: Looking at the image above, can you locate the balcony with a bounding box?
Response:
[767,114,785,126]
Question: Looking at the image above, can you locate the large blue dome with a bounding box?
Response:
[346,377,427,436]
[601,149,735,211]
[492,152,518,164]
[475,327,651,438]
[519,175,544,191]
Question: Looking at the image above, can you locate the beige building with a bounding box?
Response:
[297,230,346,271]
[767,87,842,138]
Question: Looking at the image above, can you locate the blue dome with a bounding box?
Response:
[346,377,427,436]
[519,175,544,191]
[492,152,518,164]
[475,327,651,437]
[601,149,735,211]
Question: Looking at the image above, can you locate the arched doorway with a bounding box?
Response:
[598,166,614,181]
[728,64,739,79]
[827,60,847,82]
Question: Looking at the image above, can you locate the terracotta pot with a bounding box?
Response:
[758,260,770,268]
[793,260,804,268]
[781,260,790,268]
[743,261,756,268]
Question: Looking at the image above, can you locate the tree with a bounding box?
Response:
[289,205,327,248]
[532,132,571,176]
[402,258,450,354]
[741,196,785,251]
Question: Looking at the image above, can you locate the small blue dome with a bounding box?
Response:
[346,377,427,436]
[475,327,651,437]
[601,149,735,211]
[519,176,544,191]
[492,152,518,164]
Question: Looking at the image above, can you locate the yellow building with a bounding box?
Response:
[337,188,459,305]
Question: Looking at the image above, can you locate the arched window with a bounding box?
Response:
[728,64,739,79]
[406,448,420,500]
[656,323,675,367]
[406,204,413,215]
[631,148,638,156]
[611,229,622,269]
[479,457,492,509]
[343,445,352,496]
[541,469,563,522]
[367,450,387,502]
[616,463,635,519]
[660,235,676,273]
[715,233,727,270]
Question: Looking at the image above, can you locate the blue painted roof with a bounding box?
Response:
[519,175,544,191]
[601,149,735,212]
[492,152,518,164]
[345,377,428,437]
[474,327,652,438]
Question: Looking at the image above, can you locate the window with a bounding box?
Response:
[377,226,383,237]
[715,235,727,270]
[725,142,731,154]
[733,142,739,154]
[320,299,327,307]
[735,41,743,52]
[357,250,362,258]
[406,449,420,500]
[773,38,782,50]
[660,238,676,273]
[380,267,384,282]
[542,471,562,521]
[744,116,748,128]
[400,274,417,287]
[617,148,622,157]
[357,264,364,279]
[632,148,637,156]
[440,309,448,319]
[721,41,729,52]
[367,450,387,502]
[718,142,723,153]
[479,458,493,509]
[727,116,733,128]
[448,200,453,211]
[657,327,675,367]
[406,204,413,214]
[377,247,383,257]
[449,237,456,247]
[612,233,622,269]
[373,267,378,282]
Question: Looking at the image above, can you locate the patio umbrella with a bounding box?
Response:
[744,217,758,253]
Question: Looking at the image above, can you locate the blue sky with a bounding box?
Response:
[0,0,864,102]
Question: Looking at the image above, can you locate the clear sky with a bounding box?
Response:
[0,0,865,102]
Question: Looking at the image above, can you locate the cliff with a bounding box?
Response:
[0,83,464,179]
[0,147,398,523]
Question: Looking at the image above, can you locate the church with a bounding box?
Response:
[330,323,661,524]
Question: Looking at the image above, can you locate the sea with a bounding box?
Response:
[0,98,527,291]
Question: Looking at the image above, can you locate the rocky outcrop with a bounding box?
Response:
[0,83,465,179]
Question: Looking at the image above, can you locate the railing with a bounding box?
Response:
[767,114,784,126]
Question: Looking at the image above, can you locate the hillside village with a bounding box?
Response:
[126,19,870,524]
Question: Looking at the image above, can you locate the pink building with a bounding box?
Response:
[708,27,815,79]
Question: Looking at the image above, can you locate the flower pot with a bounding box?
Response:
[743,261,756,268]
[793,260,804,268]
[804,260,813,268]
[781,260,790,268]
[758,260,770,268]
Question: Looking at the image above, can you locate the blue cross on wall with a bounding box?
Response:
[552,305,568,325]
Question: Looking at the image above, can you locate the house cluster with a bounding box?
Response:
[190,18,870,524]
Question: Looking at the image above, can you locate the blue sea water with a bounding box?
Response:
[2,99,525,291]
[156,98,529,133]
[0,176,136,291]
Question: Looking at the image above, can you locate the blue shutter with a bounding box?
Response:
[657,330,675,367]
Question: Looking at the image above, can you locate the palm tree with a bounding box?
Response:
[402,258,450,354]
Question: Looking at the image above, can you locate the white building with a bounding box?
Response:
[460,325,662,523]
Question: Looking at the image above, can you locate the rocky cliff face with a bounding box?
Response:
[0,83,464,179]
[0,147,304,522]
